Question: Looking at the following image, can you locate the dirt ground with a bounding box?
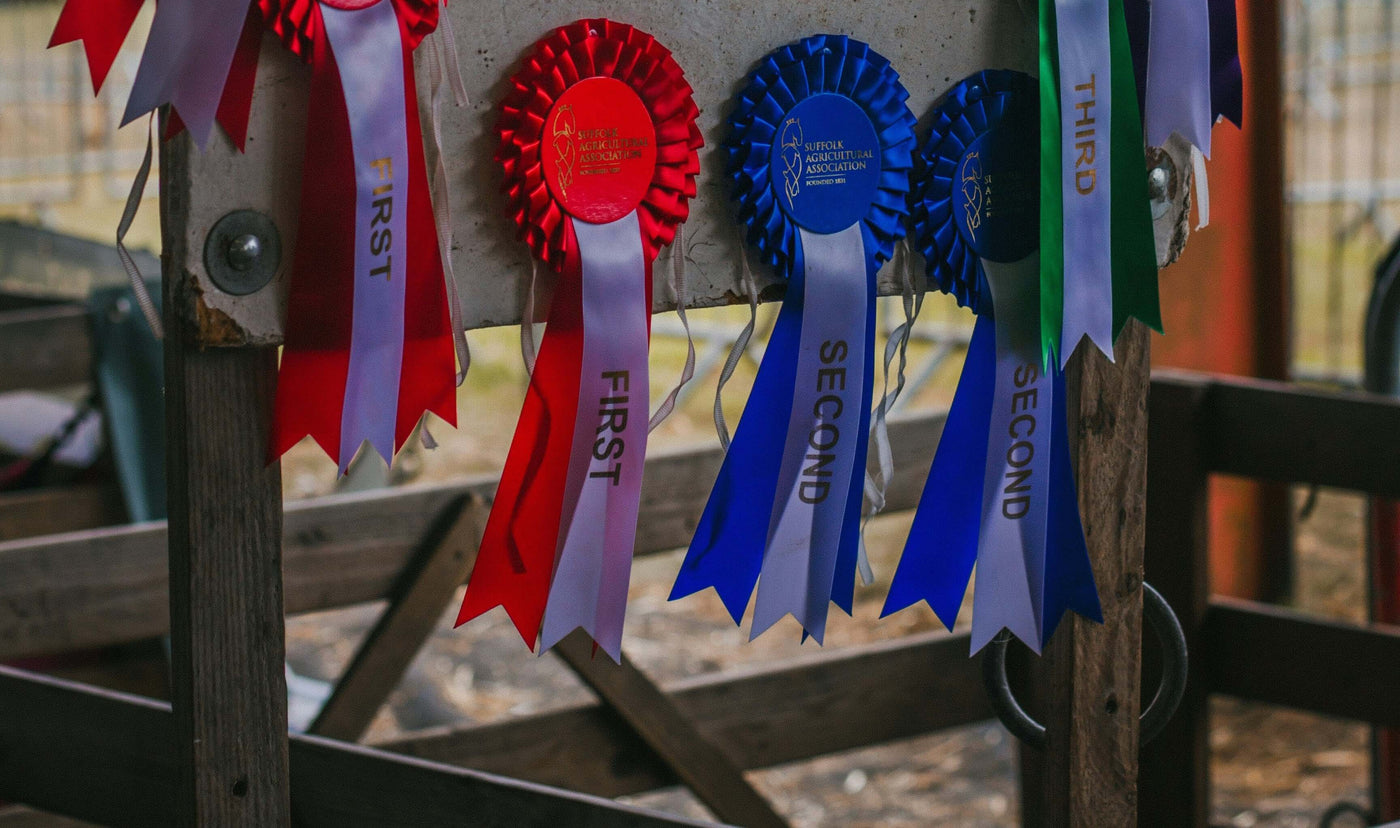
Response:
[282,312,1381,828]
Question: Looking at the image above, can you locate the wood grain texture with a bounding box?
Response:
[1204,598,1400,728]
[0,484,125,541]
[385,631,988,797]
[0,305,91,393]
[309,495,489,742]
[0,667,706,828]
[0,411,945,660]
[1028,324,1151,826]
[1139,376,1211,826]
[161,133,290,825]
[0,808,94,828]
[554,633,788,828]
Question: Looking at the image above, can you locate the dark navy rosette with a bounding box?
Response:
[883,69,1101,654]
[670,35,916,643]
[910,69,1039,317]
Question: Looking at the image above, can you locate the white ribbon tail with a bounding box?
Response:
[117,115,163,339]
[1191,144,1210,230]
[424,25,472,386]
[714,227,761,452]
[649,224,695,432]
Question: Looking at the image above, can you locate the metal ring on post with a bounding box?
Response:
[981,582,1189,751]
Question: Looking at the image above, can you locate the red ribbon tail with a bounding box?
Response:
[49,0,146,95]
[271,22,354,464]
[457,231,585,649]
[395,22,456,450]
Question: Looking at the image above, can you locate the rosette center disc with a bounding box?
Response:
[320,0,384,10]
[773,93,882,235]
[951,118,1039,264]
[542,77,658,225]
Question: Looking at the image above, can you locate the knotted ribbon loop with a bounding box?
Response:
[670,34,915,643]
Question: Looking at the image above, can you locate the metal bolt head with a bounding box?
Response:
[204,210,280,296]
[1147,165,1170,201]
[226,234,263,272]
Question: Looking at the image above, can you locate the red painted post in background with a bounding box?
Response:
[1150,0,1291,603]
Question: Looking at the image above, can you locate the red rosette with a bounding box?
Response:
[258,0,440,61]
[495,18,702,270]
[457,20,701,650]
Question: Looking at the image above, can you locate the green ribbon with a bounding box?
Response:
[1039,0,1161,368]
[1038,0,1064,367]
[1107,0,1161,338]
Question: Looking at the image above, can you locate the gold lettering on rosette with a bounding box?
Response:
[551,105,577,199]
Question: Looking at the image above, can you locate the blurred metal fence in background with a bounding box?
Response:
[1286,0,1400,385]
[0,0,149,211]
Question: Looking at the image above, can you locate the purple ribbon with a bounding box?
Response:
[540,211,651,662]
[1056,0,1116,365]
[320,0,411,473]
[750,223,869,644]
[969,255,1052,652]
[1144,0,1215,155]
[121,0,249,148]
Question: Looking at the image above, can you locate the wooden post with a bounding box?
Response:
[161,132,291,824]
[1022,325,1152,825]
[1139,375,1211,825]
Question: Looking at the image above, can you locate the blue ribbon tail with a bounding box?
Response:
[669,257,807,625]
[1040,365,1103,647]
[881,315,996,628]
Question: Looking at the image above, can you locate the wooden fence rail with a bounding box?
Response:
[4,371,1400,825]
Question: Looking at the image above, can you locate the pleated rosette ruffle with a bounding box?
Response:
[884,69,1101,654]
[725,34,914,281]
[457,19,701,660]
[670,34,915,644]
[496,18,701,271]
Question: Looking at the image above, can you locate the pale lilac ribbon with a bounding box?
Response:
[713,227,761,452]
[861,240,921,585]
[970,254,1052,654]
[121,0,250,149]
[751,223,869,643]
[424,19,472,386]
[1144,0,1214,156]
[322,1,411,473]
[116,115,163,339]
[1056,0,1115,365]
[648,225,696,433]
[540,211,650,661]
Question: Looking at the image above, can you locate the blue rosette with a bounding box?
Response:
[883,69,1100,653]
[910,69,1039,317]
[670,35,916,642]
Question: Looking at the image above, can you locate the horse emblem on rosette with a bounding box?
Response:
[780,117,804,209]
[551,104,577,200]
[959,151,984,243]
